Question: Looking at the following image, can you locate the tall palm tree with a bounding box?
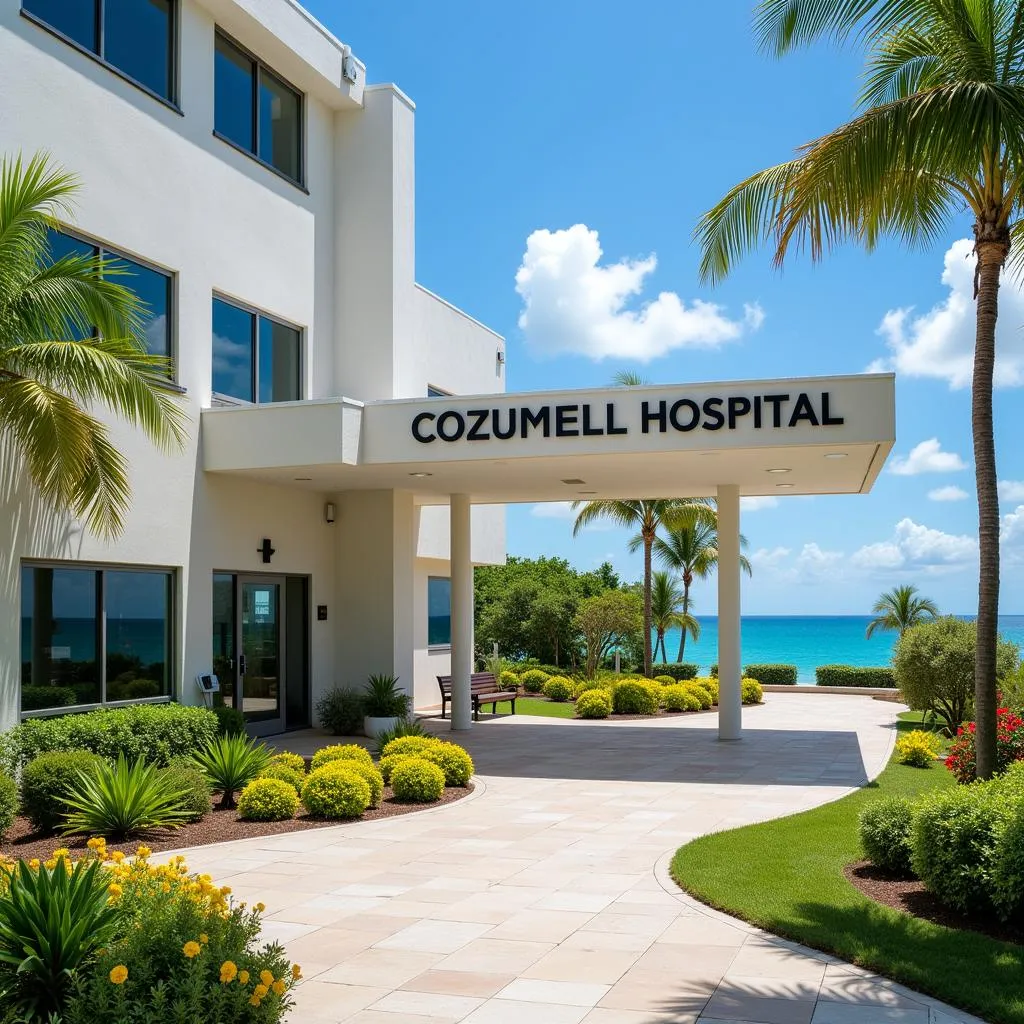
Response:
[696,0,1022,778]
[611,370,651,386]
[652,516,752,661]
[650,570,688,663]
[0,153,186,537]
[866,584,939,639]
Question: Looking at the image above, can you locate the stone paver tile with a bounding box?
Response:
[534,891,618,913]
[598,979,711,1015]
[523,946,641,984]
[488,910,595,943]
[582,1010,697,1024]
[560,929,655,953]
[258,920,320,944]
[701,991,815,1024]
[400,970,515,999]
[497,978,611,1007]
[810,1004,929,1024]
[817,975,928,1006]
[726,945,829,982]
[317,948,445,988]
[579,912,675,941]
[289,981,388,1020]
[463,1000,589,1024]
[342,1013,450,1024]
[630,941,739,978]
[333,882,414,898]
[714,975,823,1000]
[285,927,378,963]
[435,937,554,974]
[376,920,491,954]
[658,915,749,947]
[366,990,484,1019]
[325,914,423,942]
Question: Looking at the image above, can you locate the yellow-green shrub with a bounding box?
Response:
[391,758,445,802]
[301,765,370,818]
[572,677,604,698]
[237,777,299,821]
[381,736,438,759]
[500,670,519,690]
[421,742,474,786]
[693,677,719,704]
[895,730,942,768]
[741,678,763,705]
[575,689,612,719]
[683,684,713,710]
[379,752,418,783]
[654,675,676,686]
[519,669,549,693]
[258,762,306,795]
[662,685,701,712]
[543,676,574,702]
[269,751,306,774]
[612,680,660,715]
[340,760,385,806]
[310,744,373,771]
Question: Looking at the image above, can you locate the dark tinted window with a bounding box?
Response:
[212,298,255,402]
[23,0,97,51]
[258,318,300,403]
[428,577,452,646]
[103,0,172,99]
[214,298,301,404]
[105,570,172,700]
[259,69,301,182]
[214,34,255,152]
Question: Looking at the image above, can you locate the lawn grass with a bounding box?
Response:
[514,697,576,718]
[670,710,1024,1024]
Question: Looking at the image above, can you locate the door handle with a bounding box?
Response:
[238,654,247,676]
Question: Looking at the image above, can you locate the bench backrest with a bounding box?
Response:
[437,673,502,695]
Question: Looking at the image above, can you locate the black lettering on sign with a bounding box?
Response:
[581,404,604,436]
[555,404,579,437]
[821,392,844,425]
[753,395,762,428]
[412,412,436,443]
[641,400,666,434]
[701,397,724,431]
[764,394,788,428]
[521,406,551,438]
[436,410,465,442]
[466,409,490,441]
[669,399,700,432]
[728,396,751,429]
[606,403,628,435]
[788,392,820,427]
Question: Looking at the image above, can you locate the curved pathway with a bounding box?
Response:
[177,695,984,1024]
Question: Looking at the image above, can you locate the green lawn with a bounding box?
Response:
[514,697,575,718]
[670,711,1024,1024]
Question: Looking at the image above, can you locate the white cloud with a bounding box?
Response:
[1000,480,1024,502]
[750,546,791,569]
[873,239,1024,388]
[741,496,779,511]
[928,485,969,502]
[793,543,845,580]
[515,224,764,361]
[530,501,576,520]
[889,438,967,476]
[1002,505,1024,565]
[851,518,976,574]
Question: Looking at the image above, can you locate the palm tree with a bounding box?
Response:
[650,570,687,663]
[866,584,939,639]
[652,516,752,661]
[611,370,651,386]
[695,0,1021,778]
[1,152,186,537]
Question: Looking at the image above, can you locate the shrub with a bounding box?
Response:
[682,684,712,710]
[651,663,699,681]
[238,777,300,821]
[519,669,549,693]
[258,762,306,795]
[611,680,660,715]
[390,758,445,802]
[311,743,374,771]
[191,734,272,809]
[213,705,247,736]
[0,772,15,841]
[269,751,306,774]
[160,757,212,822]
[859,797,915,875]
[990,764,1024,920]
[500,670,520,691]
[372,718,428,757]
[895,730,942,768]
[315,686,366,735]
[4,704,219,771]
[816,665,897,688]
[662,685,701,712]
[301,764,370,818]
[895,617,1019,735]
[340,760,385,806]
[572,677,605,698]
[364,673,412,718]
[743,664,797,686]
[543,676,574,702]
[575,689,612,718]
[379,752,419,782]
[381,735,438,759]
[654,675,677,686]
[62,755,194,838]
[20,749,105,833]
[693,677,719,704]
[20,684,78,711]
[945,707,1024,783]
[421,741,474,786]
[710,664,718,677]
[741,678,764,705]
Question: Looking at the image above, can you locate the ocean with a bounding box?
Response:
[656,615,1024,684]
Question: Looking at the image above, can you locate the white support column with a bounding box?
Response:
[450,494,474,731]
[717,484,743,741]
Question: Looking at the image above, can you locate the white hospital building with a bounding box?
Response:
[0,0,896,738]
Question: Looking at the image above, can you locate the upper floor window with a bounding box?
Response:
[212,297,301,404]
[22,0,176,103]
[427,385,451,398]
[47,228,173,364]
[214,31,303,185]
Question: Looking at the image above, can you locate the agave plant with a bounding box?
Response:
[0,857,121,1017]
[364,674,412,718]
[61,755,193,838]
[191,734,271,809]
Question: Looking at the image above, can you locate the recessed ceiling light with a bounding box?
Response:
[561,478,586,485]
[766,468,791,474]
[294,476,312,481]
[408,472,433,478]
[776,483,795,489]
[824,452,848,459]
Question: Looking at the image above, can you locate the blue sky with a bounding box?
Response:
[309,0,1024,615]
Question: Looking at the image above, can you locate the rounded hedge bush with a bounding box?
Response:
[662,685,701,712]
[270,751,306,774]
[572,678,604,698]
[683,684,713,710]
[311,744,374,771]
[381,736,438,759]
[543,676,574,702]
[301,765,371,819]
[420,741,474,786]
[500,670,519,690]
[612,680,660,715]
[21,749,104,833]
[160,757,212,822]
[379,752,418,783]
[654,675,676,686]
[575,689,612,719]
[859,796,914,875]
[258,762,307,795]
[693,677,719,705]
[519,669,549,693]
[391,757,445,802]
[991,768,1024,920]
[895,730,942,768]
[213,705,247,737]
[238,777,299,821]
[741,678,763,705]
[0,772,16,841]
[338,760,385,806]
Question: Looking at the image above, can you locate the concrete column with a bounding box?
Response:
[717,484,742,741]
[450,494,473,731]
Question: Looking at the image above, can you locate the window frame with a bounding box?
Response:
[212,28,307,191]
[211,293,304,406]
[427,575,453,651]
[20,0,181,113]
[48,225,180,389]
[19,560,177,719]
[427,385,453,398]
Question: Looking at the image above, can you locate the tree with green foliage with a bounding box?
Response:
[866,584,940,639]
[650,570,688,663]
[0,153,186,537]
[575,589,643,679]
[696,0,1024,778]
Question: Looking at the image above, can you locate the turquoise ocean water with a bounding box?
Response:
[656,615,1024,684]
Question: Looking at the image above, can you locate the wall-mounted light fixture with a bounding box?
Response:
[258,538,275,563]
[324,502,336,524]
[496,350,505,373]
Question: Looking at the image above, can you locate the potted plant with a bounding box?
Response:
[363,674,412,738]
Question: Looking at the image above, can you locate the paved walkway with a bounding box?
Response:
[173,694,984,1024]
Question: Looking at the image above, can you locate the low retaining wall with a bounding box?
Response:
[763,684,902,699]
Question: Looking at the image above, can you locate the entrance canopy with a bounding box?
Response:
[202,374,895,501]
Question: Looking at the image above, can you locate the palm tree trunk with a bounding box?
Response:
[972,234,1007,780]
[676,579,691,662]
[643,535,653,678]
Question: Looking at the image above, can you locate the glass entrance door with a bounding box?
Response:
[238,577,285,735]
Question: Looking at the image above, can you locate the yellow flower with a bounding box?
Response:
[259,970,274,987]
[43,859,57,870]
[238,970,250,985]
[161,882,171,893]
[182,941,202,959]
[50,848,70,860]
[291,963,302,981]
[254,902,266,913]
[28,859,39,870]
[107,883,123,899]
[219,961,238,984]
[272,979,286,996]
[135,845,152,859]
[109,965,128,985]
[200,933,209,944]
[253,983,269,998]
[249,995,262,1007]
[110,851,125,863]
[220,885,232,896]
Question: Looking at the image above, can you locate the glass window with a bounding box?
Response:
[214,30,303,183]
[428,577,452,647]
[212,573,236,710]
[213,298,301,403]
[427,386,450,398]
[21,564,174,714]
[23,0,175,102]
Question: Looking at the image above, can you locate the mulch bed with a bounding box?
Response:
[845,860,1024,945]
[0,783,474,863]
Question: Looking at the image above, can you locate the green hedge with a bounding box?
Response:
[745,664,798,686]
[651,663,699,681]
[816,665,897,688]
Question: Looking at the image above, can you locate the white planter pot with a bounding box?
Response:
[363,715,399,738]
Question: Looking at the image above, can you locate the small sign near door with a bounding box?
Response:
[317,605,328,621]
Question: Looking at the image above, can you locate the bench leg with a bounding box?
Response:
[510,698,516,715]
[441,697,447,720]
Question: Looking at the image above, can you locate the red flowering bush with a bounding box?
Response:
[946,707,1024,783]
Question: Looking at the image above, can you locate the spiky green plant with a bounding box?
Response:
[372,717,428,758]
[191,734,272,809]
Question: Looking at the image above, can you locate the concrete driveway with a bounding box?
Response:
[175,694,983,1024]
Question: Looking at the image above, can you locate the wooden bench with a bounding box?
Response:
[437,672,517,721]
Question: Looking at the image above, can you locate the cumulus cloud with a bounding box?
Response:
[851,518,977,574]
[530,501,576,520]
[928,485,969,502]
[750,546,791,569]
[515,224,764,361]
[1002,505,1024,564]
[889,438,967,476]
[793,543,845,580]
[873,239,1024,388]
[741,496,779,511]
[1000,480,1024,502]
